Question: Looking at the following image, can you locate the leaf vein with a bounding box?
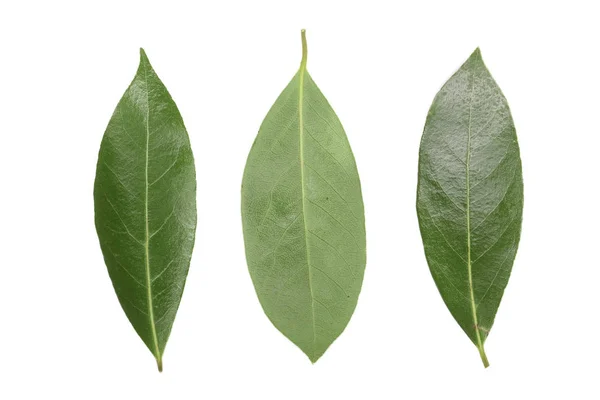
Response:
[304,162,360,222]
[304,126,351,179]
[421,206,467,264]
[306,197,362,248]
[472,166,519,231]
[104,196,144,245]
[149,156,179,187]
[152,259,175,283]
[472,214,519,264]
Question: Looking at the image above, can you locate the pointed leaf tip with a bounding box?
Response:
[309,354,320,364]
[470,47,482,61]
[139,48,150,64]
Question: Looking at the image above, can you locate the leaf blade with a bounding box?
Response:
[241,31,366,362]
[94,49,196,371]
[416,48,523,367]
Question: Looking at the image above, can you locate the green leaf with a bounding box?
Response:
[241,30,366,363]
[416,48,523,367]
[94,49,196,371]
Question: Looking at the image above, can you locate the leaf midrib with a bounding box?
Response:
[297,31,317,362]
[142,57,161,370]
[465,66,488,367]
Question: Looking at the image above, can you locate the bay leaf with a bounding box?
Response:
[241,30,366,363]
[416,48,523,367]
[94,49,196,371]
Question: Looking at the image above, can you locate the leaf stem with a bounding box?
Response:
[300,29,307,70]
[478,345,490,368]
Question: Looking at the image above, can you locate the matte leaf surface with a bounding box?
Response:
[417,49,523,367]
[94,49,196,371]
[241,31,366,362]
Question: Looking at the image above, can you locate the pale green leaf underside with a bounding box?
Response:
[416,49,523,367]
[241,36,366,362]
[94,50,196,371]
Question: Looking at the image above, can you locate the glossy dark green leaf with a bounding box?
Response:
[241,31,366,363]
[94,49,196,371]
[417,48,523,367]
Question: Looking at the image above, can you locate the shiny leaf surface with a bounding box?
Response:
[417,48,523,367]
[241,31,366,363]
[94,49,196,371]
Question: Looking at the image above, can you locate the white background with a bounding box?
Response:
[0,0,598,398]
